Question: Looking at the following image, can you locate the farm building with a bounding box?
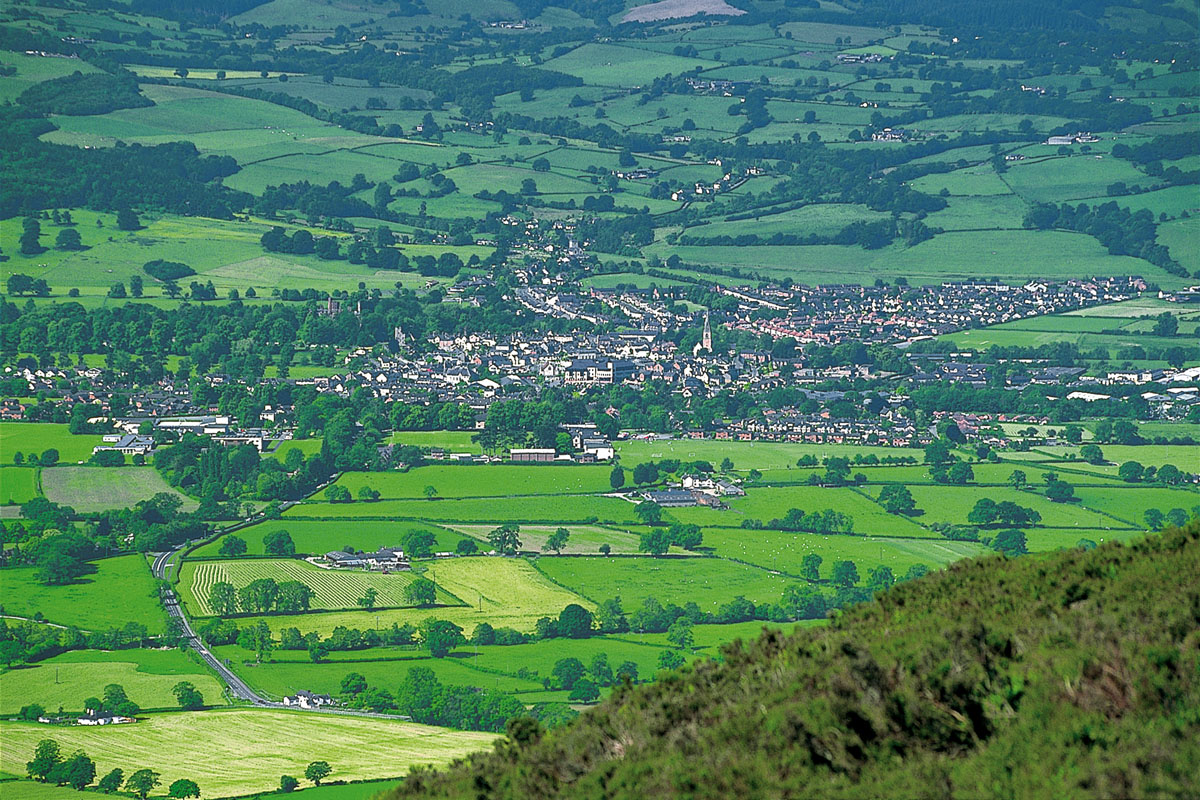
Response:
[511,448,556,463]
[94,434,154,455]
[282,691,335,709]
[641,489,699,507]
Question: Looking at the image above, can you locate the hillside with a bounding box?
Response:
[391,522,1200,799]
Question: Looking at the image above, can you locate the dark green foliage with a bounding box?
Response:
[18,71,151,116]
[143,260,196,282]
[391,523,1200,799]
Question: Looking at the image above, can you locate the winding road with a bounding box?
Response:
[149,480,413,720]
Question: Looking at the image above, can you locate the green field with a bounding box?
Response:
[242,556,590,638]
[898,485,1124,530]
[284,495,640,524]
[0,710,495,798]
[181,558,456,616]
[1,555,167,633]
[0,467,39,504]
[446,524,645,555]
[385,430,482,452]
[212,644,547,699]
[534,556,790,609]
[615,439,915,471]
[40,466,197,513]
[332,464,614,499]
[190,520,459,558]
[0,423,106,464]
[0,649,227,715]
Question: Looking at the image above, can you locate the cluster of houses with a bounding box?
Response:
[38,709,136,726]
[639,474,746,509]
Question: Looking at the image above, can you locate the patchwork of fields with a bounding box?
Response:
[183,558,456,616]
[0,710,495,797]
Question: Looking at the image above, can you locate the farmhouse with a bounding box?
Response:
[93,434,154,456]
[364,547,410,570]
[282,690,335,709]
[75,709,135,726]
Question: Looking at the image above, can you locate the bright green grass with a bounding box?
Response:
[615,439,916,471]
[0,212,462,295]
[923,195,1031,231]
[180,558,456,616]
[897,485,1120,529]
[244,556,591,638]
[284,495,640,524]
[1023,527,1146,552]
[0,423,106,464]
[701,528,985,579]
[333,465,614,500]
[40,466,197,513]
[1040,444,1199,472]
[0,649,227,715]
[0,52,102,103]
[1,555,166,633]
[910,164,1014,196]
[718,486,934,537]
[190,520,458,558]
[385,430,481,452]
[0,781,100,800]
[534,556,790,610]
[0,710,495,798]
[0,467,39,504]
[1071,486,1200,526]
[543,43,712,86]
[1157,216,1200,276]
[683,204,891,241]
[215,645,545,699]
[1003,155,1149,203]
[458,636,671,686]
[445,524,645,555]
[267,438,325,462]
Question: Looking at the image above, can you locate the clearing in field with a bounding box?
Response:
[0,710,495,798]
[182,559,457,616]
[1,555,167,633]
[0,649,227,715]
[1,466,39,504]
[40,466,196,513]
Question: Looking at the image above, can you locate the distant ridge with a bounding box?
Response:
[392,522,1200,799]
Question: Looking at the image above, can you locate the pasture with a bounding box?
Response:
[1,555,167,633]
[0,710,495,798]
[446,524,645,555]
[241,556,590,638]
[0,467,39,505]
[332,464,614,499]
[190,520,459,558]
[284,495,641,524]
[700,528,986,579]
[0,649,227,715]
[214,645,547,699]
[40,467,196,513]
[534,556,791,609]
[0,423,106,464]
[182,559,455,616]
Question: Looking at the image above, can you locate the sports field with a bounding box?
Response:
[0,710,495,797]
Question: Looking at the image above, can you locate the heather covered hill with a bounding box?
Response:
[393,523,1200,799]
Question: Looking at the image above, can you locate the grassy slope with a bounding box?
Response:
[2,554,167,633]
[390,523,1200,799]
[0,648,227,714]
[0,709,495,798]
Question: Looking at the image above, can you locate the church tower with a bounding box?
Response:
[702,311,713,352]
